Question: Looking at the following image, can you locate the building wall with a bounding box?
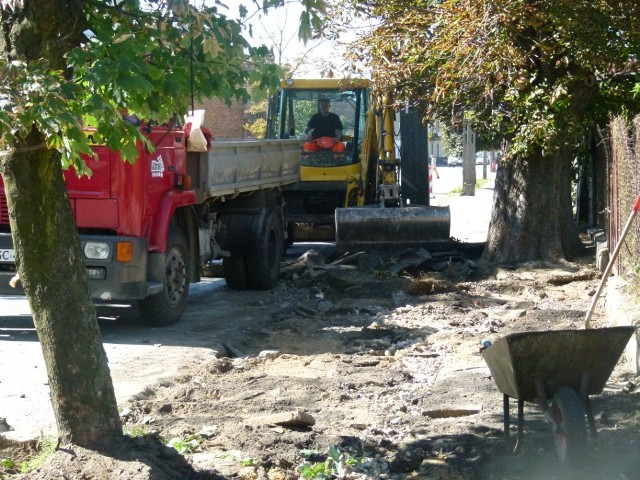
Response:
[196,98,248,139]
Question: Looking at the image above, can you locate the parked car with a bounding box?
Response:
[447,155,462,166]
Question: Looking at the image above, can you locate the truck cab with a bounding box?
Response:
[0,123,195,319]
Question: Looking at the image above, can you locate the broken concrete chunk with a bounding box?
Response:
[262,410,316,427]
[422,406,482,418]
[325,269,360,290]
[385,248,432,275]
[294,303,317,317]
[258,350,280,360]
[300,250,326,269]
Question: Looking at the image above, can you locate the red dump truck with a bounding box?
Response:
[0,121,300,325]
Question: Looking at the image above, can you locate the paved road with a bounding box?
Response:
[431,164,496,243]
[0,280,232,440]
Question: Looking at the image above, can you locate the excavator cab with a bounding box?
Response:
[267,79,369,241]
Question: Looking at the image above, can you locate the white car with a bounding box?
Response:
[447,155,462,166]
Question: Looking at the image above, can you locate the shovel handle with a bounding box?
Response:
[585,194,640,328]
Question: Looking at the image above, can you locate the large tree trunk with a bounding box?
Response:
[484,147,584,263]
[1,1,122,445]
[0,133,122,444]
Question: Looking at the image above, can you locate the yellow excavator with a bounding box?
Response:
[266,78,450,251]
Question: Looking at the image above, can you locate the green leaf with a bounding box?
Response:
[299,449,320,459]
[203,38,222,59]
[327,446,340,462]
[298,11,312,43]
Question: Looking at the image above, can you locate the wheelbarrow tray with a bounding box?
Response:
[482,326,635,402]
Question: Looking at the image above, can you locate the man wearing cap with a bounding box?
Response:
[303,98,345,152]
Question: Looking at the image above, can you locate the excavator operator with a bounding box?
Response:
[302,98,345,152]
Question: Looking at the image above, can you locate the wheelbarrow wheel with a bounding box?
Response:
[551,386,587,465]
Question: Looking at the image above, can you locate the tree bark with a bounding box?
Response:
[0,134,122,444]
[483,147,584,263]
[1,0,122,445]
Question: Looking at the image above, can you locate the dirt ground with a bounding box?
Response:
[2,245,640,480]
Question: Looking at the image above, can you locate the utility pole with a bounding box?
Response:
[462,119,476,196]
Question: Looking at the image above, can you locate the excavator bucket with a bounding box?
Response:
[335,205,451,252]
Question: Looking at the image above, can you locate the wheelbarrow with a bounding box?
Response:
[481,326,635,463]
[482,194,640,464]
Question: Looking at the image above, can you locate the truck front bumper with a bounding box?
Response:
[0,233,153,301]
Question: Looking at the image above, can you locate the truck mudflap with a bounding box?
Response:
[335,205,451,252]
[0,232,150,301]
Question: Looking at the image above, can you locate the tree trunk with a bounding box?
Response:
[1,0,122,445]
[0,132,122,445]
[483,147,584,263]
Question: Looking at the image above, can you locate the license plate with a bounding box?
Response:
[0,249,15,263]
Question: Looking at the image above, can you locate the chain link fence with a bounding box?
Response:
[609,116,640,286]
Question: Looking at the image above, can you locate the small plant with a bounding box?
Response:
[163,425,219,455]
[298,446,360,479]
[0,459,16,469]
[124,425,147,438]
[0,437,58,477]
[222,450,255,467]
[23,438,56,472]
[1,457,17,478]
[167,435,200,454]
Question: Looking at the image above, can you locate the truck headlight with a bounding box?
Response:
[84,242,110,260]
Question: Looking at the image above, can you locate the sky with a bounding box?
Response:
[211,0,366,78]
[214,1,317,66]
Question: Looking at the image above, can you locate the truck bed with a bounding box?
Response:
[191,139,301,200]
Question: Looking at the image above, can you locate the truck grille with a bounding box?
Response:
[0,193,8,224]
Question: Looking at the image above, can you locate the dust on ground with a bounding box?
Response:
[2,246,640,480]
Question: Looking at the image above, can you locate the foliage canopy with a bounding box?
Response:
[348,0,640,158]
[0,0,325,171]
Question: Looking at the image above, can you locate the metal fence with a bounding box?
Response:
[609,116,640,283]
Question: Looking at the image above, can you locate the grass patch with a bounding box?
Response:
[449,177,490,195]
[0,437,57,478]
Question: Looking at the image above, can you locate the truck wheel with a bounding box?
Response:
[138,227,190,326]
[246,210,283,290]
[286,222,295,247]
[223,254,249,290]
[551,386,587,465]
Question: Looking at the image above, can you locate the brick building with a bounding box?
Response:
[196,98,248,139]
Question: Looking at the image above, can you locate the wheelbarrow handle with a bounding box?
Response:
[585,193,640,328]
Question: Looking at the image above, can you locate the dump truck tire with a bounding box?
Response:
[223,254,249,290]
[138,227,190,326]
[247,210,283,290]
